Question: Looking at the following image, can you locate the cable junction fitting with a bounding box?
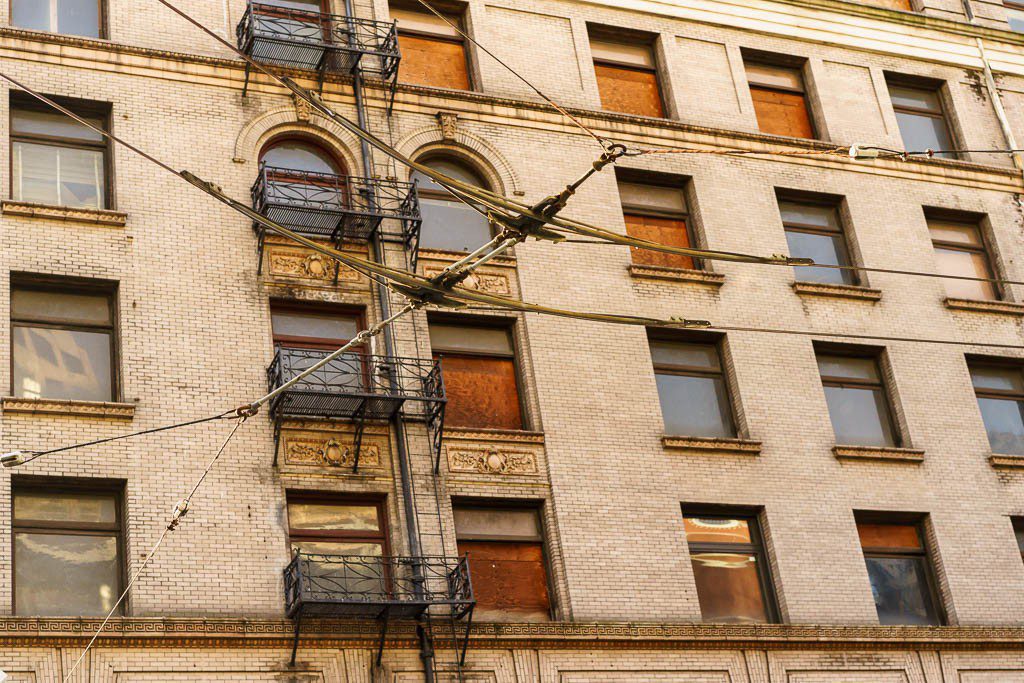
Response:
[1,451,28,468]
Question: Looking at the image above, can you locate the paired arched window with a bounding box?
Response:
[411,156,492,253]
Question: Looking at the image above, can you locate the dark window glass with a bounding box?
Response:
[928,218,998,301]
[412,158,492,253]
[590,34,664,118]
[13,486,122,616]
[779,199,855,285]
[430,322,523,430]
[392,5,471,90]
[1013,518,1024,564]
[11,283,116,402]
[969,363,1024,455]
[856,517,943,625]
[817,352,898,447]
[1006,2,1024,31]
[11,98,110,209]
[887,81,955,158]
[683,512,776,623]
[745,61,815,139]
[454,505,550,621]
[618,179,695,270]
[650,337,735,438]
[13,0,101,38]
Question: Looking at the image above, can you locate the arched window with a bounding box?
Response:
[411,157,492,253]
[260,138,344,175]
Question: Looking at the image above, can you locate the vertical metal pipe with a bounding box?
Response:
[344,2,434,680]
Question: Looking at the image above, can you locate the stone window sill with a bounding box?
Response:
[944,297,1024,316]
[444,427,544,444]
[418,247,516,268]
[1,200,127,227]
[833,445,924,463]
[2,397,135,419]
[793,281,882,301]
[989,454,1024,469]
[629,264,725,286]
[661,435,761,456]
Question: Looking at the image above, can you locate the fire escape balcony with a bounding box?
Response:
[284,553,474,666]
[236,2,400,91]
[266,347,445,470]
[252,165,422,272]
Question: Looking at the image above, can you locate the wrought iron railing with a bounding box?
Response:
[284,553,475,619]
[236,2,400,79]
[266,347,444,417]
[251,164,420,243]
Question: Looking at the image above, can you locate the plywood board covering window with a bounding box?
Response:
[392,5,470,90]
[618,179,694,269]
[430,322,523,430]
[861,0,912,10]
[745,61,814,139]
[454,505,550,621]
[590,36,664,118]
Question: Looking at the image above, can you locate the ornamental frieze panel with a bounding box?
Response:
[444,429,544,477]
[263,240,365,289]
[281,422,389,470]
[423,264,512,296]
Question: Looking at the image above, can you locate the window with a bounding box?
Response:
[13,484,122,616]
[682,509,777,623]
[968,362,1024,455]
[856,514,943,625]
[1013,518,1024,564]
[618,177,696,270]
[391,2,470,90]
[816,349,899,447]
[745,60,815,139]
[429,321,523,430]
[12,0,102,38]
[778,197,856,286]
[261,137,344,175]
[287,496,388,593]
[270,303,362,349]
[11,94,110,209]
[887,78,955,158]
[1006,2,1024,32]
[454,504,551,621]
[11,280,116,402]
[927,216,998,301]
[589,30,664,118]
[411,157,492,253]
[649,334,736,438]
[861,0,913,9]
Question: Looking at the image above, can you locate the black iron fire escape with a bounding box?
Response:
[239,2,474,677]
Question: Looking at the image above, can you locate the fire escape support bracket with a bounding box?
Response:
[350,399,369,473]
[375,606,392,668]
[288,610,303,667]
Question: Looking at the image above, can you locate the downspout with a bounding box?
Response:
[342,1,435,681]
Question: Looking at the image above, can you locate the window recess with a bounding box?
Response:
[589,29,665,119]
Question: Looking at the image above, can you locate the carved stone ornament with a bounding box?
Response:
[423,266,510,295]
[447,445,538,475]
[285,434,382,468]
[266,244,362,284]
[293,93,312,122]
[436,111,459,140]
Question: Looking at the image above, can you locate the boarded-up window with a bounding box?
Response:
[430,322,523,430]
[392,5,470,90]
[590,34,664,118]
[454,505,550,621]
[745,61,815,139]
[618,178,694,270]
[927,217,998,301]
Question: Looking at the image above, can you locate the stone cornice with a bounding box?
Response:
[444,428,545,444]
[2,618,1024,651]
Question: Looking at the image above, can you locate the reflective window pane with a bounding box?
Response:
[261,141,341,174]
[12,0,50,31]
[976,396,1024,455]
[14,492,117,525]
[454,507,541,541]
[971,366,1024,393]
[13,326,112,401]
[288,502,381,531]
[650,341,720,370]
[411,160,486,194]
[12,108,105,142]
[13,142,105,209]
[816,354,880,382]
[617,180,687,214]
[785,230,854,285]
[864,555,940,625]
[1008,5,1024,32]
[888,84,942,112]
[57,0,101,38]
[893,111,954,157]
[589,39,655,68]
[778,201,839,229]
[15,532,118,616]
[932,247,996,300]
[418,197,492,252]
[429,324,513,355]
[12,289,111,325]
[691,552,769,623]
[823,385,896,446]
[265,0,324,11]
[683,517,753,544]
[391,6,461,36]
[928,220,984,247]
[271,309,360,342]
[655,373,735,438]
[745,62,803,91]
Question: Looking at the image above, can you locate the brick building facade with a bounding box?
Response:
[3,0,1024,679]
